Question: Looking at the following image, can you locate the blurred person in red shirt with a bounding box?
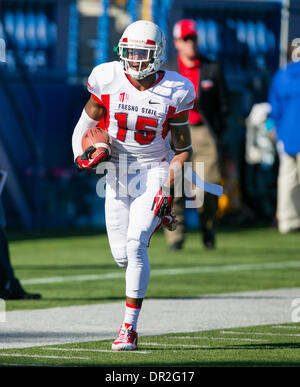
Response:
[165,19,229,249]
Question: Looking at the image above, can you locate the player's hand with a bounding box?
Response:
[75,146,109,172]
[151,186,174,218]
[161,213,177,231]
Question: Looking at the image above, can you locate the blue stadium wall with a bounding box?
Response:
[0,0,97,230]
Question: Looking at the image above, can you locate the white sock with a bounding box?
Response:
[123,303,141,331]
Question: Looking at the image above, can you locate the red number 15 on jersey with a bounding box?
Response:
[115,113,158,145]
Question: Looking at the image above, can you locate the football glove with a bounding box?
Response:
[75,146,109,172]
[151,186,174,218]
[161,213,177,231]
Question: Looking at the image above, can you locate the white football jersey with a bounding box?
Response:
[85,61,195,165]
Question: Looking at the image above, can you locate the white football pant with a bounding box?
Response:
[105,162,169,299]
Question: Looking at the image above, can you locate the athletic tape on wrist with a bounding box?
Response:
[175,144,193,152]
[169,120,189,126]
[94,142,111,155]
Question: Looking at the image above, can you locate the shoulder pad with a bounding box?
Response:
[91,61,124,94]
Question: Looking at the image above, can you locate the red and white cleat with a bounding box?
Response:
[112,323,138,351]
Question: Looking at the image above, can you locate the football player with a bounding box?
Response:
[72,20,195,351]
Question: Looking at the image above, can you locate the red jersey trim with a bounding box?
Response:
[91,93,105,107]
[100,95,110,131]
[161,106,191,139]
[186,97,197,108]
[161,106,177,139]
[91,94,110,131]
[172,109,190,118]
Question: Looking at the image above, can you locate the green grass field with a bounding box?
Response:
[0,323,300,367]
[1,226,300,367]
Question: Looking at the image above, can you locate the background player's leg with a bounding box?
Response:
[191,125,221,248]
[277,153,300,233]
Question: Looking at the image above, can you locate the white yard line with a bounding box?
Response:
[22,272,123,285]
[43,347,150,354]
[140,342,209,348]
[21,260,300,285]
[0,353,89,360]
[0,363,66,367]
[271,325,300,329]
[221,330,300,337]
[172,336,266,342]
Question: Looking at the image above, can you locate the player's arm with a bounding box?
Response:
[84,95,106,121]
[72,96,107,171]
[151,112,192,217]
[166,112,193,190]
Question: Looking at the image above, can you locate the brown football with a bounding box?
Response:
[81,127,111,159]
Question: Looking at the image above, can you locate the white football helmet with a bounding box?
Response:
[118,20,166,80]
